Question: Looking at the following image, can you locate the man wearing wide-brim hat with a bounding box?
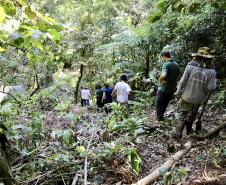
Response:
[171,47,216,139]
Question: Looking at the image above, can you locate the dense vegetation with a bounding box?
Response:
[0,0,225,185]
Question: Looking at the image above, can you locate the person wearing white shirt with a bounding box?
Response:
[80,87,91,107]
[112,75,131,114]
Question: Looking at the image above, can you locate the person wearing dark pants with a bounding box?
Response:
[155,51,180,121]
[95,83,104,109]
[156,91,174,121]
[102,83,113,113]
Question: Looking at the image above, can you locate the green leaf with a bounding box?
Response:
[0,6,6,23]
[13,37,24,46]
[26,53,35,60]
[37,21,48,32]
[19,23,34,31]
[76,145,86,157]
[147,12,163,23]
[47,29,61,41]
[36,12,55,25]
[127,148,141,175]
[53,24,64,32]
[0,47,5,52]
[30,38,43,51]
[3,2,16,16]
[219,2,226,10]
[63,129,72,147]
[189,3,201,13]
[172,2,185,12]
[17,0,27,6]
[156,0,170,13]
[25,6,36,19]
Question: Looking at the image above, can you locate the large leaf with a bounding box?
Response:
[36,12,55,25]
[147,12,163,23]
[47,29,60,41]
[0,47,5,52]
[37,21,48,32]
[13,37,25,46]
[62,129,72,147]
[127,148,141,175]
[157,0,170,13]
[2,2,16,16]
[25,6,36,19]
[0,6,6,23]
[30,38,43,51]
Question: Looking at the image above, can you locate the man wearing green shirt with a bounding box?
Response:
[156,51,180,121]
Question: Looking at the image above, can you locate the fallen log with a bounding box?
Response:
[191,121,226,140]
[133,141,192,185]
[191,174,226,185]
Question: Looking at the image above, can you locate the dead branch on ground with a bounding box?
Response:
[84,119,95,185]
[191,174,226,185]
[191,121,226,140]
[133,141,193,185]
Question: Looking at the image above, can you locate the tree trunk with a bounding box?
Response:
[29,73,40,97]
[74,64,84,104]
[144,50,150,79]
[0,134,15,185]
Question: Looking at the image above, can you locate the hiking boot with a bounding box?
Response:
[186,121,194,135]
[171,120,186,139]
[195,121,202,134]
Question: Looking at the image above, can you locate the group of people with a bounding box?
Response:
[156,47,216,139]
[80,46,216,140]
[80,74,131,112]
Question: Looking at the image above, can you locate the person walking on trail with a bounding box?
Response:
[171,47,216,139]
[102,83,113,113]
[80,87,91,107]
[155,51,180,121]
[112,74,131,114]
[95,83,104,108]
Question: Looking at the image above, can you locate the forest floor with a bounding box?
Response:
[6,87,226,185]
[137,105,226,185]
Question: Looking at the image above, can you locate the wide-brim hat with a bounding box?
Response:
[191,47,213,59]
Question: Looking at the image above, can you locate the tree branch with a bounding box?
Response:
[0,90,21,106]
[84,120,95,185]
[133,141,193,185]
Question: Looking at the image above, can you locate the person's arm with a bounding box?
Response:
[159,63,168,84]
[111,83,118,97]
[159,71,167,84]
[126,84,132,99]
[102,92,106,103]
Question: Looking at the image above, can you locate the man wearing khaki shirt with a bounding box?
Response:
[172,47,216,139]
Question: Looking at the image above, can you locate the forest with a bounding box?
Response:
[0,0,226,185]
